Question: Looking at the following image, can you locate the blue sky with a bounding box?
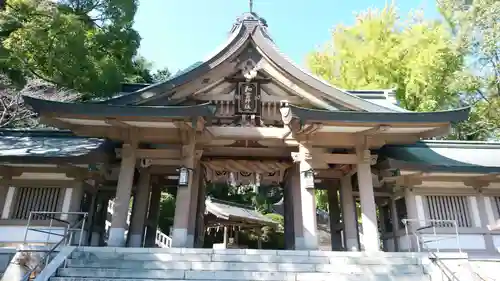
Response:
[134,0,441,72]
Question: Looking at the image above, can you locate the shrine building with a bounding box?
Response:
[1,12,500,254]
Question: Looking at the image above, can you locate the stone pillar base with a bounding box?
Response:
[107,228,126,247]
[294,236,305,250]
[128,234,143,247]
[345,238,359,251]
[90,232,101,246]
[171,228,188,247]
[186,234,195,248]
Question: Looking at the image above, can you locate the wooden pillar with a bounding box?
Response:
[404,187,421,251]
[473,191,495,253]
[108,143,137,247]
[327,184,342,251]
[82,191,96,246]
[172,139,198,247]
[223,226,228,248]
[282,175,295,250]
[128,169,151,247]
[256,228,262,249]
[145,184,162,247]
[1,185,15,219]
[356,148,380,252]
[390,196,400,251]
[194,167,207,248]
[0,185,7,218]
[94,195,108,246]
[289,164,304,249]
[234,229,239,246]
[340,175,358,251]
[68,182,85,245]
[187,160,202,247]
[293,143,318,250]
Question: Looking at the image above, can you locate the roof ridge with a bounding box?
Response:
[0,128,84,138]
[206,196,256,210]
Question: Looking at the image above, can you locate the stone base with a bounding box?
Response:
[127,234,143,247]
[185,234,194,248]
[345,238,359,251]
[52,247,435,281]
[107,228,126,247]
[294,236,305,250]
[171,228,188,248]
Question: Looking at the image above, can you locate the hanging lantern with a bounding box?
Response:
[301,168,316,189]
[177,166,194,187]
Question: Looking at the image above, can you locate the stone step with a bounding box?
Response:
[51,273,429,281]
[55,269,428,281]
[74,247,424,258]
[65,260,423,274]
[70,252,420,265]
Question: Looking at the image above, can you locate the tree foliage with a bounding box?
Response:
[0,0,141,99]
[308,5,464,112]
[152,67,171,83]
[439,0,500,140]
[0,0,173,128]
[308,2,499,140]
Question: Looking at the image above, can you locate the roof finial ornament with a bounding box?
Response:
[249,0,253,13]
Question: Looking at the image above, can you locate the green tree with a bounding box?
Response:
[308,5,465,113]
[126,56,155,84]
[0,0,141,99]
[152,67,171,83]
[439,0,500,140]
[158,191,176,235]
[315,190,328,212]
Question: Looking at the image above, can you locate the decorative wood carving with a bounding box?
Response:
[240,58,259,81]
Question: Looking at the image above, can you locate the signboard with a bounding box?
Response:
[235,82,261,115]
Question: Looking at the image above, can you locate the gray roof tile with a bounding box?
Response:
[381,140,500,173]
[205,197,277,226]
[0,130,109,163]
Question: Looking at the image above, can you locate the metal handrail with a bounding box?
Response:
[402,218,463,281]
[471,270,492,281]
[402,218,462,253]
[23,211,89,246]
[427,251,463,281]
[19,213,87,281]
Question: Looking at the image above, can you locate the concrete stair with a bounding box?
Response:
[469,258,500,281]
[49,247,430,281]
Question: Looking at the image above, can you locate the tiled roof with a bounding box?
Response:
[0,129,110,163]
[205,197,277,226]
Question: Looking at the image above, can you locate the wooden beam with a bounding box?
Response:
[203,146,296,158]
[0,179,78,186]
[297,123,322,135]
[315,169,344,179]
[419,124,451,138]
[474,173,500,181]
[193,117,206,132]
[315,153,377,165]
[39,116,78,130]
[224,77,272,84]
[0,165,91,177]
[105,118,132,128]
[148,159,182,166]
[115,148,181,159]
[352,191,392,197]
[356,125,391,136]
